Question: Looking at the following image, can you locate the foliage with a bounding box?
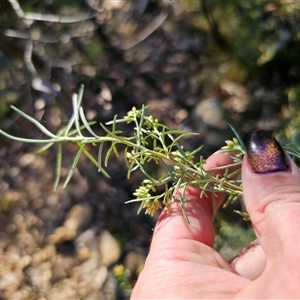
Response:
[2,86,300,222]
[0,85,244,220]
[113,264,141,292]
[214,218,256,260]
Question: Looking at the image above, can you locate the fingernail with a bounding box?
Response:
[247,130,289,174]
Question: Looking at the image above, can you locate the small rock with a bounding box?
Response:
[48,227,76,244]
[124,250,146,274]
[27,262,52,291]
[10,289,35,300]
[193,98,226,128]
[48,278,78,300]
[17,154,36,167]
[102,271,118,300]
[80,249,100,278]
[75,228,98,259]
[93,266,108,289]
[0,271,21,291]
[98,230,121,267]
[16,255,31,270]
[220,80,250,113]
[63,203,93,232]
[77,247,91,261]
[31,245,55,266]
[48,204,93,244]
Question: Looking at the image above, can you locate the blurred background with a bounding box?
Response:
[1,0,300,298]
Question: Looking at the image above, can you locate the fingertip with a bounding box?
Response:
[242,153,300,215]
[154,186,216,247]
[204,151,236,170]
[242,135,300,258]
[229,240,265,280]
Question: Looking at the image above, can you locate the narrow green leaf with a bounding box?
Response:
[112,144,119,158]
[105,118,129,125]
[112,114,118,133]
[63,145,84,188]
[104,142,118,167]
[135,161,156,182]
[137,200,145,214]
[65,121,97,138]
[180,184,189,224]
[35,122,76,154]
[126,198,149,203]
[228,124,245,151]
[82,146,110,178]
[99,123,116,137]
[190,145,203,156]
[53,143,62,191]
[98,142,104,172]
[160,126,166,148]
[160,160,177,182]
[79,107,99,138]
[123,147,130,169]
[200,181,210,198]
[36,142,55,154]
[77,84,84,107]
[138,105,146,132]
[0,130,54,143]
[165,130,193,135]
[127,160,137,179]
[10,106,57,138]
[63,109,76,137]
[72,94,83,137]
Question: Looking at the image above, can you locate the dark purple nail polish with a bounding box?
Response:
[247,130,289,174]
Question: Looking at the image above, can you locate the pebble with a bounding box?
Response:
[193,98,226,128]
[98,230,121,267]
[48,203,93,244]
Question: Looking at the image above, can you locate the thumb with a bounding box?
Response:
[242,130,300,261]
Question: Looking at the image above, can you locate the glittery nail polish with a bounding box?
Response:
[247,130,289,174]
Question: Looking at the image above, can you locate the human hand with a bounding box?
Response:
[131,130,300,299]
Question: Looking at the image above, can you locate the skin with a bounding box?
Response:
[131,151,300,299]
